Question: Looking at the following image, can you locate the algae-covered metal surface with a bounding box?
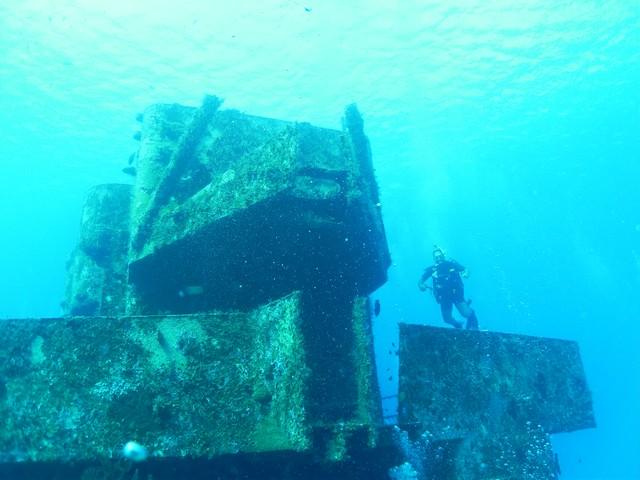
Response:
[63,184,132,316]
[51,99,388,479]
[0,293,309,463]
[126,97,390,313]
[398,324,595,433]
[452,420,558,480]
[297,292,382,427]
[51,98,598,479]
[1,291,383,467]
[397,323,595,479]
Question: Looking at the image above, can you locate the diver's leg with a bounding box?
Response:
[455,301,479,330]
[441,301,463,328]
[467,311,479,330]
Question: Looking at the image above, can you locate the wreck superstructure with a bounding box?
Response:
[0,97,594,479]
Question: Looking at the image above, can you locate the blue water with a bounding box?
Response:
[0,1,638,478]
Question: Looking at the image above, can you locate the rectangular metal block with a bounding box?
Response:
[63,184,132,316]
[398,324,595,436]
[0,294,309,463]
[127,100,389,312]
[0,292,381,465]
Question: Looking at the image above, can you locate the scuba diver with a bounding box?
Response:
[418,246,479,330]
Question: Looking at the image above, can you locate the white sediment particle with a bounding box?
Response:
[122,440,148,462]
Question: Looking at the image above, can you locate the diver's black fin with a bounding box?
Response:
[466,312,479,330]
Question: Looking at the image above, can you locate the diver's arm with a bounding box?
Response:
[418,267,434,291]
[451,260,469,278]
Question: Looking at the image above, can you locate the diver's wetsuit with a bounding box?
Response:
[420,260,478,329]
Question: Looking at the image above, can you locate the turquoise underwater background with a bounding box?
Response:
[0,1,638,478]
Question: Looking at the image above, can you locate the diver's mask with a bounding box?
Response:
[432,245,446,264]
